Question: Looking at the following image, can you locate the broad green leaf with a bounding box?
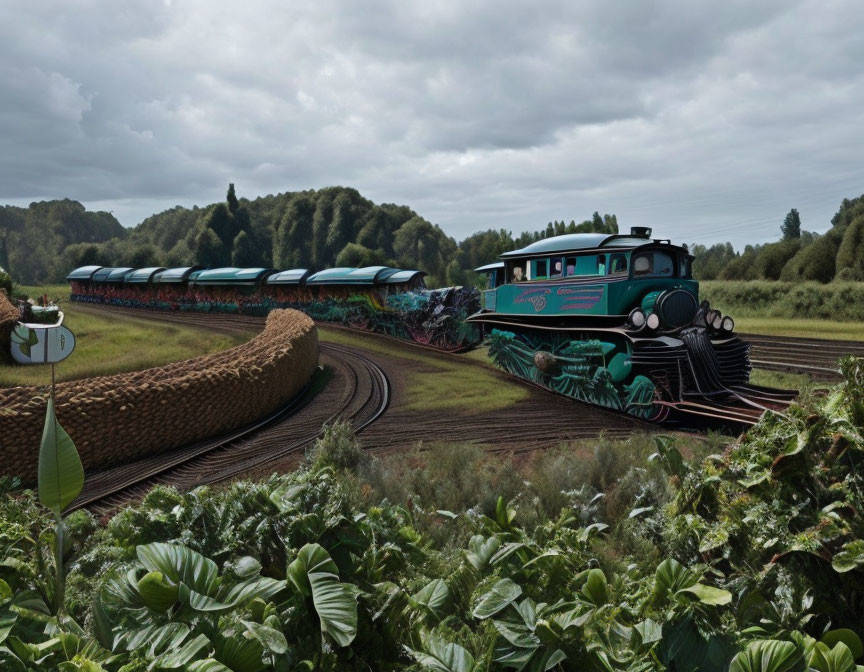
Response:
[152,633,210,669]
[38,397,84,514]
[178,584,235,613]
[0,646,26,671]
[489,542,526,567]
[0,609,16,644]
[288,543,338,597]
[580,568,608,606]
[634,618,663,645]
[677,583,732,606]
[137,543,219,595]
[188,660,232,672]
[219,577,286,606]
[407,633,475,672]
[473,579,522,619]
[821,630,864,660]
[136,571,178,613]
[240,620,288,655]
[287,544,358,648]
[809,642,855,672]
[214,633,265,672]
[832,540,864,573]
[466,535,501,572]
[411,579,450,622]
[654,558,695,596]
[728,639,803,672]
[308,571,359,648]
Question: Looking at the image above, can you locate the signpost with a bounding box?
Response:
[8,310,83,614]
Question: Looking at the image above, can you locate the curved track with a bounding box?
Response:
[71,342,389,516]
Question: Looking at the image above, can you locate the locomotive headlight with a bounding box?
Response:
[646,313,661,330]
[721,316,735,332]
[629,308,646,329]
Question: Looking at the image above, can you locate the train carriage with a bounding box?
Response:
[67,263,481,352]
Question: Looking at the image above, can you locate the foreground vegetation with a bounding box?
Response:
[0,286,243,387]
[1,357,864,670]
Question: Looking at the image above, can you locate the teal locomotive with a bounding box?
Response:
[468,228,794,424]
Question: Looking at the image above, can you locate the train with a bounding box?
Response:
[66,264,481,352]
[66,226,795,425]
[467,227,796,424]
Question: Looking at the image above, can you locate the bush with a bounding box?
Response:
[701,280,864,321]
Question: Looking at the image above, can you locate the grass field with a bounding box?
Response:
[1,286,245,388]
[318,326,529,413]
[735,316,864,341]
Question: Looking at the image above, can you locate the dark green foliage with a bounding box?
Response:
[781,208,801,240]
[0,200,124,284]
[836,215,864,281]
[230,230,259,267]
[780,230,840,282]
[2,357,864,669]
[702,279,864,320]
[755,239,802,280]
[690,242,737,280]
[193,226,227,268]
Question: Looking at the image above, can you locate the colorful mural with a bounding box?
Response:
[69,280,482,352]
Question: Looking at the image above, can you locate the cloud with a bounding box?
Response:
[1,0,862,245]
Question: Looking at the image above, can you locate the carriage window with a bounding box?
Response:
[609,253,628,275]
[550,258,564,278]
[532,258,550,279]
[597,255,606,275]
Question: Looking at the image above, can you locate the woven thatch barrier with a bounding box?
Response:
[0,309,318,484]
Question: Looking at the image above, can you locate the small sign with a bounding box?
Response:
[10,323,76,365]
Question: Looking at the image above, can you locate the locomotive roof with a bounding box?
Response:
[499,233,666,258]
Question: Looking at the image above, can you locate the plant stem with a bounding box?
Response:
[55,512,64,616]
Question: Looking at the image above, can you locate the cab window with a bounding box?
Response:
[532,258,550,279]
[633,252,674,278]
[609,253,628,275]
[679,257,692,279]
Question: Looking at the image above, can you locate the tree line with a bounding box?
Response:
[690,197,864,282]
[3,184,862,287]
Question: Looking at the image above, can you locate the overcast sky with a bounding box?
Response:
[2,0,862,245]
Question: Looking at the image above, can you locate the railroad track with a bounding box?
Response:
[742,333,864,381]
[70,343,390,516]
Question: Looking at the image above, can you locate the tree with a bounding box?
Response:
[335,243,388,268]
[781,208,801,240]
[226,182,239,214]
[755,239,801,280]
[836,215,864,280]
[194,227,226,268]
[780,232,840,283]
[231,230,259,267]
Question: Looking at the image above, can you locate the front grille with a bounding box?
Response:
[658,290,697,328]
